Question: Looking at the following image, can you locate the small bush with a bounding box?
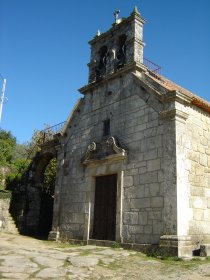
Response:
[146,247,158,258]
[111,242,121,249]
[0,190,11,199]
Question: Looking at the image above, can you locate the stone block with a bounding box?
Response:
[139,171,158,184]
[123,199,131,211]
[188,151,199,163]
[124,176,133,187]
[147,119,159,128]
[150,197,164,208]
[69,213,85,224]
[131,198,150,209]
[205,149,210,156]
[200,137,208,146]
[143,127,157,138]
[190,186,204,196]
[144,225,152,234]
[148,111,158,121]
[124,186,144,199]
[195,165,204,175]
[134,123,147,132]
[153,220,163,234]
[138,167,147,174]
[200,154,208,167]
[133,175,140,186]
[123,212,138,225]
[197,145,205,154]
[135,161,146,168]
[190,197,207,209]
[204,209,210,220]
[126,168,139,176]
[139,212,148,225]
[147,159,161,172]
[146,136,162,150]
[193,209,204,221]
[132,131,145,141]
[143,148,157,160]
[158,170,164,183]
[128,225,144,234]
[148,211,162,220]
[148,183,160,196]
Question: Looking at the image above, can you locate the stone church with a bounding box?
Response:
[23,7,210,257]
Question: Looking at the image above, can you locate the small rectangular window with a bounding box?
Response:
[103,119,110,136]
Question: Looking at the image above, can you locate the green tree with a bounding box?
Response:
[5,127,56,191]
[44,158,57,195]
[12,143,28,162]
[0,129,16,165]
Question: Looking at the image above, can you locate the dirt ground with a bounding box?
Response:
[1,232,210,279]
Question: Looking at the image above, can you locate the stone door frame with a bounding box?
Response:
[83,160,124,243]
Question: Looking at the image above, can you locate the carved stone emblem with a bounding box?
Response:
[82,136,127,165]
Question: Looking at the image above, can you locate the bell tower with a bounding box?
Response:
[87,7,145,84]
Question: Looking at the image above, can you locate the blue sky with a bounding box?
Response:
[0,0,210,143]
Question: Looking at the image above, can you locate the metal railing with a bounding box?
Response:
[41,121,66,144]
[143,57,161,74]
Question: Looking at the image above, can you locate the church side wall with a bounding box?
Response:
[176,102,210,249]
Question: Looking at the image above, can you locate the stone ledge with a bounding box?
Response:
[159,109,189,123]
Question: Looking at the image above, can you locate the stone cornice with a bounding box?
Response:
[79,62,147,94]
[88,13,145,45]
[159,108,189,123]
[162,90,193,105]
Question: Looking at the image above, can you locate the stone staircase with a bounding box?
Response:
[0,198,19,234]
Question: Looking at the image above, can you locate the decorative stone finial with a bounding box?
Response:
[132,6,140,15]
[96,30,101,36]
[114,10,120,24]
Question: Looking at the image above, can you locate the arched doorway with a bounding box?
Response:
[38,158,57,238]
[25,148,58,239]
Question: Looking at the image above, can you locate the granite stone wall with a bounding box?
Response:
[176,101,210,248]
[52,71,177,245]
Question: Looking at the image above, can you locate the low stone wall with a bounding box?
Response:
[0,197,18,233]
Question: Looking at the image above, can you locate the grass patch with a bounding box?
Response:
[29,257,47,279]
[63,257,72,267]
[98,258,122,270]
[79,249,93,256]
[111,242,121,249]
[107,260,122,270]
[191,257,202,262]
[98,259,105,266]
[42,240,80,249]
[0,272,6,279]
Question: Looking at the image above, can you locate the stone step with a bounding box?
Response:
[0,214,19,234]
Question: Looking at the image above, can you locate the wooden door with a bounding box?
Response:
[93,174,117,241]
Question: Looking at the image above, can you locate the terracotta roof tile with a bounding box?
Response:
[145,72,210,114]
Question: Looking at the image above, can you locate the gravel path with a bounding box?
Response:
[0,232,210,279]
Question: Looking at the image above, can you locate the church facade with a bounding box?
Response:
[48,7,210,257]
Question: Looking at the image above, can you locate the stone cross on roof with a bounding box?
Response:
[114,10,120,23]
